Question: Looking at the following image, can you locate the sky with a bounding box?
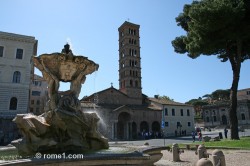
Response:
[1,0,249,103]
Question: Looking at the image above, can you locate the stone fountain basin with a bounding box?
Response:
[0,145,167,166]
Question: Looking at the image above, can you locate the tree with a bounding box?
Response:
[172,0,250,139]
[158,95,174,101]
[211,89,230,101]
[186,98,208,117]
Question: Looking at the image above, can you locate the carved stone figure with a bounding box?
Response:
[12,44,108,156]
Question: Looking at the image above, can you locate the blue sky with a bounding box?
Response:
[1,0,249,103]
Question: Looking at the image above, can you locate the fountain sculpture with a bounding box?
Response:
[6,44,166,166]
[11,44,109,156]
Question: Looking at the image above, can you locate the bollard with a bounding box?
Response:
[212,149,226,166]
[196,158,213,166]
[172,143,184,162]
[196,144,209,159]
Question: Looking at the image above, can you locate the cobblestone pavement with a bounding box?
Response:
[154,149,250,166]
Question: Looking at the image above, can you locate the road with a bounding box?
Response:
[109,129,250,147]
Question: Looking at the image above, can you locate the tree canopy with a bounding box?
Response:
[172,0,250,139]
[173,0,250,60]
[158,95,174,101]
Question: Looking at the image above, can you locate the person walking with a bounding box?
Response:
[224,127,228,139]
[198,131,202,141]
[191,131,195,142]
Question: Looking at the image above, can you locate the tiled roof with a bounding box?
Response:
[147,104,162,110]
[81,101,99,108]
[148,97,190,106]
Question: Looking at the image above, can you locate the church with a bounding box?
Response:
[81,21,162,140]
[81,21,195,140]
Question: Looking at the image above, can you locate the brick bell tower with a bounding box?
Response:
[118,21,142,104]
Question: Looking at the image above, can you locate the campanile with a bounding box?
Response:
[118,21,142,104]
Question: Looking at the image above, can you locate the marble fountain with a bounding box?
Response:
[0,44,166,165]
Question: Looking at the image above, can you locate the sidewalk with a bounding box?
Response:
[154,149,250,166]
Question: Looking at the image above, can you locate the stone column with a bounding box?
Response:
[112,121,118,140]
[125,122,129,140]
[128,122,132,140]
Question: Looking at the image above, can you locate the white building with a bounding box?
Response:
[0,31,37,145]
[148,96,195,137]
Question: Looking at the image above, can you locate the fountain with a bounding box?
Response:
[11,44,108,156]
[1,44,166,165]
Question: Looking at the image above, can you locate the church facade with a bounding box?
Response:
[81,21,194,140]
[81,22,162,140]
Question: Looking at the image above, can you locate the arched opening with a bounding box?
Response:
[117,112,131,140]
[152,121,161,138]
[9,97,17,110]
[140,121,149,133]
[222,115,227,125]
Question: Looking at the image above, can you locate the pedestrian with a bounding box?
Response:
[198,131,202,141]
[191,131,195,142]
[224,127,228,139]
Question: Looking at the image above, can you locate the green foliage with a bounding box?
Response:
[172,0,250,139]
[211,89,230,101]
[175,136,250,149]
[158,95,174,101]
[172,0,250,61]
[196,136,250,149]
[0,149,20,160]
[186,98,208,106]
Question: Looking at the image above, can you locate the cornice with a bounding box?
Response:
[0,31,36,44]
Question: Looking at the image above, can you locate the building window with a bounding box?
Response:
[180,109,183,116]
[0,46,4,57]
[177,122,181,128]
[206,117,209,122]
[188,122,191,127]
[213,116,217,122]
[31,100,34,104]
[16,48,23,59]
[9,97,17,110]
[247,91,250,95]
[12,71,21,83]
[241,113,246,120]
[172,109,175,116]
[32,91,41,96]
[135,80,138,87]
[130,80,133,87]
[37,100,40,105]
[30,108,34,112]
[164,108,168,116]
[165,122,169,127]
[187,109,190,116]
